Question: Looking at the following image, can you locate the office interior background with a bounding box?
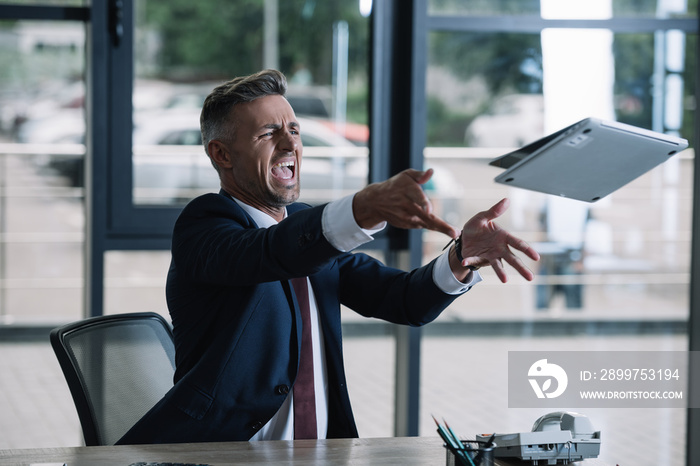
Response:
[0,0,698,465]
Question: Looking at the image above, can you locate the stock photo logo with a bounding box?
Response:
[528,359,568,399]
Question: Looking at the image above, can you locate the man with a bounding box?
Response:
[117,69,539,445]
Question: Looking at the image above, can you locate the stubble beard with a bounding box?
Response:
[268,184,300,208]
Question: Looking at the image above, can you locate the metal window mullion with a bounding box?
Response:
[685,14,700,466]
[0,5,89,21]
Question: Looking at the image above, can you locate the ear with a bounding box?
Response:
[208,140,233,169]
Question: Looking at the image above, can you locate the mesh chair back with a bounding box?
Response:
[50,312,176,446]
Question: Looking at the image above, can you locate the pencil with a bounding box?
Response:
[444,419,477,466]
[432,416,475,466]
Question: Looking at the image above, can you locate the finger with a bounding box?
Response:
[419,200,434,215]
[415,168,434,186]
[481,198,510,222]
[502,253,535,282]
[462,256,482,269]
[410,190,434,215]
[413,207,459,238]
[491,258,508,283]
[507,235,541,261]
[401,168,432,185]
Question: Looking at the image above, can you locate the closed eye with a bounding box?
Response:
[258,123,299,138]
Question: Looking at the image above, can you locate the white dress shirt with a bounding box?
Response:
[234,194,481,440]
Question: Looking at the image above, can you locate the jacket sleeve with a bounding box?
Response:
[171,194,343,286]
[335,251,461,327]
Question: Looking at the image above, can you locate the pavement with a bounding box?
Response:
[0,332,688,466]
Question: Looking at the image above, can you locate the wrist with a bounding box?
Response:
[444,236,479,271]
[352,188,380,230]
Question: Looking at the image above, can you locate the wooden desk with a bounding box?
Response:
[0,437,611,466]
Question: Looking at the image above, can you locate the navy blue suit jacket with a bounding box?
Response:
[117,191,462,445]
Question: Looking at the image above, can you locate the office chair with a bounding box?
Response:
[50,312,176,446]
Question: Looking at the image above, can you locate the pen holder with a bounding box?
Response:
[445,440,495,466]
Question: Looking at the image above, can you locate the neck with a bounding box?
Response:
[223,189,287,223]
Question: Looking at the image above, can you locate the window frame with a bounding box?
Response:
[423,6,700,466]
[2,2,698,463]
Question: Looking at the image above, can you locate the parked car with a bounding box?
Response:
[132,110,367,204]
[21,105,368,205]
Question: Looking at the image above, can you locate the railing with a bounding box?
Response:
[0,142,693,323]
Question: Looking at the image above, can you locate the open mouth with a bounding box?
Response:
[271,160,295,181]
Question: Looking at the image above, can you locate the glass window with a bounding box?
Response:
[429,0,541,16]
[132,0,370,206]
[0,19,85,325]
[424,28,693,317]
[104,250,170,316]
[421,26,693,464]
[429,0,697,18]
[127,0,385,436]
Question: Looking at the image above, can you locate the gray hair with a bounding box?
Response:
[200,69,288,169]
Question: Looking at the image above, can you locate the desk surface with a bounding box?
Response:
[0,437,611,466]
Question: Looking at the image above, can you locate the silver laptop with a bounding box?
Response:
[489,118,688,202]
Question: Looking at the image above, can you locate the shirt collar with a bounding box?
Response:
[230,196,287,229]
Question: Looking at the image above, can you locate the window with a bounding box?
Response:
[0,17,86,324]
[418,3,696,464]
[127,0,370,209]
[1,2,699,462]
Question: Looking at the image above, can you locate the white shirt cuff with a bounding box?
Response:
[322,194,386,252]
[433,249,483,295]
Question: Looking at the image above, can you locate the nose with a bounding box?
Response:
[278,129,298,152]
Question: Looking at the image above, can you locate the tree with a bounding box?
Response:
[140,0,369,85]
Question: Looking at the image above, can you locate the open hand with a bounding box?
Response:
[458,198,540,283]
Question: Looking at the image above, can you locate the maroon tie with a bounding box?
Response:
[290,277,317,439]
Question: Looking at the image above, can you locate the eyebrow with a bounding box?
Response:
[261,121,300,131]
